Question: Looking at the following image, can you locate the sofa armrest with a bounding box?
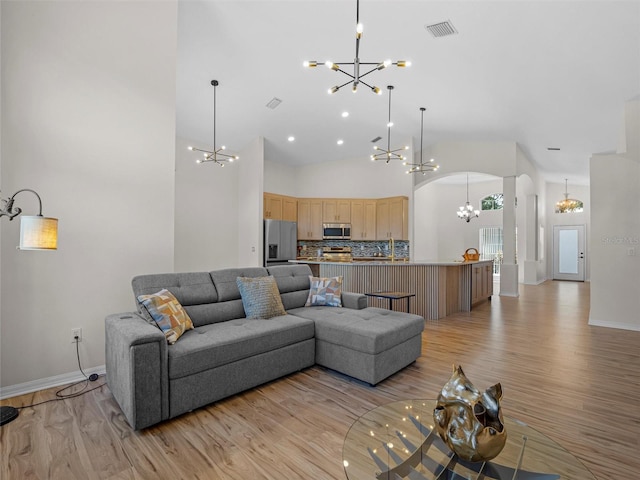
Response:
[342,292,368,310]
[105,312,168,430]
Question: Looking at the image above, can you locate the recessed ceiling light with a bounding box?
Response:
[337,139,344,145]
[341,111,349,118]
[288,136,295,142]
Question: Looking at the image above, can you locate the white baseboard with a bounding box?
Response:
[588,318,640,332]
[0,365,106,400]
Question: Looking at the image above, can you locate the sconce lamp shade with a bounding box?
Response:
[19,216,58,250]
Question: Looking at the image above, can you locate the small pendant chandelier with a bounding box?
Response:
[188,80,238,167]
[457,173,480,222]
[555,179,584,213]
[303,0,410,95]
[370,86,409,163]
[404,107,439,174]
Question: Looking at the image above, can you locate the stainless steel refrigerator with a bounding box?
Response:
[264,219,297,266]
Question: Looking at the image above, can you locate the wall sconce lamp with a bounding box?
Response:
[0,189,58,250]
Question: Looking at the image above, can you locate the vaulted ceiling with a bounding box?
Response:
[176,1,640,185]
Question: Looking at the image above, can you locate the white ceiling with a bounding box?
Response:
[176,0,640,185]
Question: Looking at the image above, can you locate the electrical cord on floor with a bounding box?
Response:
[14,337,106,411]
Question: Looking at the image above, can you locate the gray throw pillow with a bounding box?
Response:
[236,275,287,319]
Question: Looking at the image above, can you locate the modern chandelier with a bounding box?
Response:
[404,107,439,174]
[303,0,410,95]
[188,80,238,167]
[370,86,409,163]
[555,178,584,213]
[457,173,480,222]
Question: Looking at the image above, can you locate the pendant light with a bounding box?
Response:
[188,80,238,167]
[370,86,409,163]
[303,0,410,95]
[457,174,480,222]
[404,107,439,174]
[555,179,584,213]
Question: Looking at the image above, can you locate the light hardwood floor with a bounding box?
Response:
[2,280,639,479]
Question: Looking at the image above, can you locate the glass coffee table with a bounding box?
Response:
[342,399,596,480]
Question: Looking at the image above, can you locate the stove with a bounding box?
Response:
[322,246,353,262]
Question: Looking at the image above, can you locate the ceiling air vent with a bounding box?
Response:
[425,20,458,38]
[266,97,282,109]
[371,136,382,143]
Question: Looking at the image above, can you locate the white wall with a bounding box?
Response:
[174,137,239,271]
[0,1,178,388]
[412,185,439,261]
[589,98,640,331]
[237,137,264,267]
[415,142,518,183]
[264,160,297,197]
[291,153,414,199]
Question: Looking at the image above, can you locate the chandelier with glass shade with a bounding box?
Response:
[555,179,583,213]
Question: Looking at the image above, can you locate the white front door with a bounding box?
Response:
[553,225,585,281]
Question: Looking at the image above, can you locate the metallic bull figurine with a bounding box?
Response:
[433,365,507,462]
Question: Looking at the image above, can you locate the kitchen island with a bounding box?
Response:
[290,259,493,320]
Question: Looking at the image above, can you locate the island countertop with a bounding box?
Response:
[290,259,484,266]
[290,259,494,319]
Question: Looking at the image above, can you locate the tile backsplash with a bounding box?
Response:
[298,239,410,258]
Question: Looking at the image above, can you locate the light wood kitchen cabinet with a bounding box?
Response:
[376,196,408,240]
[297,199,323,240]
[322,199,351,223]
[281,197,297,222]
[351,200,377,240]
[264,193,282,220]
[264,192,297,221]
[471,261,494,305]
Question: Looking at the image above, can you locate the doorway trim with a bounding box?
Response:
[552,224,586,281]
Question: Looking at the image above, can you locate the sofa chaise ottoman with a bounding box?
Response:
[105,264,424,429]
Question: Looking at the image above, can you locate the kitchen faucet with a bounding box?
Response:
[389,237,395,261]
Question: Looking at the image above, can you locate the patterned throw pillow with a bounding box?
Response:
[236,276,287,319]
[305,276,343,307]
[137,289,194,344]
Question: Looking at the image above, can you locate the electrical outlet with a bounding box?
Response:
[71,327,82,343]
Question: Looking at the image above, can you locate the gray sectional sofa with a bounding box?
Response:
[105,264,424,430]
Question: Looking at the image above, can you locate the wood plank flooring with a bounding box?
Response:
[2,280,639,479]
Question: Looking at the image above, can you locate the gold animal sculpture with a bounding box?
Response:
[433,365,507,462]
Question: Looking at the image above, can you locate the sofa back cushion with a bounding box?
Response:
[132,272,218,327]
[267,264,312,310]
[206,267,270,322]
[131,266,313,327]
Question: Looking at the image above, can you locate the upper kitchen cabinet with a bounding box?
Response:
[351,199,377,240]
[264,192,297,222]
[282,196,297,222]
[376,196,408,240]
[322,199,351,223]
[298,198,323,240]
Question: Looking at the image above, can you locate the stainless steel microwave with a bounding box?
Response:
[323,223,351,240]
